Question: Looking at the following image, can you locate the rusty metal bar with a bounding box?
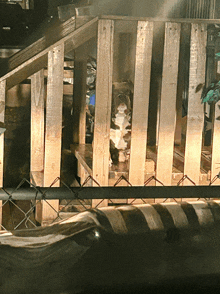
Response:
[0,186,220,200]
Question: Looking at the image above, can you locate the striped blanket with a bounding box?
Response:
[0,201,220,293]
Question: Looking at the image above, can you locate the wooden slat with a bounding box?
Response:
[156,22,181,186]
[30,171,44,224]
[74,144,93,175]
[129,21,153,185]
[5,55,48,91]
[0,80,5,226]
[43,44,64,222]
[184,23,207,185]
[78,163,92,187]
[0,17,98,90]
[79,66,87,145]
[101,14,220,24]
[211,101,220,184]
[31,69,45,174]
[72,144,210,186]
[72,52,87,144]
[92,19,114,207]
[64,18,97,54]
[30,70,45,224]
[76,16,93,29]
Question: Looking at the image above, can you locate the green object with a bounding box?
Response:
[202,90,214,103]
[201,80,220,104]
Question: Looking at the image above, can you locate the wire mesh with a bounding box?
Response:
[0,172,218,231]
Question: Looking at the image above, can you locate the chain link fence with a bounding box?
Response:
[0,172,220,231]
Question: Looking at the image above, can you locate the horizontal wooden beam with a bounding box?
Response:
[0,17,98,90]
[101,14,220,24]
[6,55,48,90]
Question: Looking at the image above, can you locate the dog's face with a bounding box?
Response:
[117,101,128,114]
[112,81,133,116]
[112,91,131,117]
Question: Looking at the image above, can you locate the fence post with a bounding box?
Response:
[43,44,64,224]
[129,21,153,186]
[30,69,45,223]
[0,80,6,227]
[156,22,181,186]
[72,47,88,145]
[211,100,220,185]
[92,19,114,208]
[184,23,207,185]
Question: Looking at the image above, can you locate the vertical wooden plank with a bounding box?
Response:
[156,22,181,186]
[174,102,182,145]
[92,19,114,207]
[211,101,220,184]
[43,44,64,223]
[31,69,45,174]
[184,23,207,185]
[30,69,45,224]
[72,57,87,144]
[0,80,5,227]
[129,21,153,186]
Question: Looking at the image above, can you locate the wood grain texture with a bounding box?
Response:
[129,21,153,186]
[92,19,114,207]
[30,70,45,224]
[31,70,45,174]
[211,100,220,184]
[72,58,87,144]
[184,23,207,185]
[156,22,181,186]
[101,14,220,24]
[43,44,64,221]
[0,80,5,226]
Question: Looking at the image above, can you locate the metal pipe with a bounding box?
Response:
[0,186,220,200]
